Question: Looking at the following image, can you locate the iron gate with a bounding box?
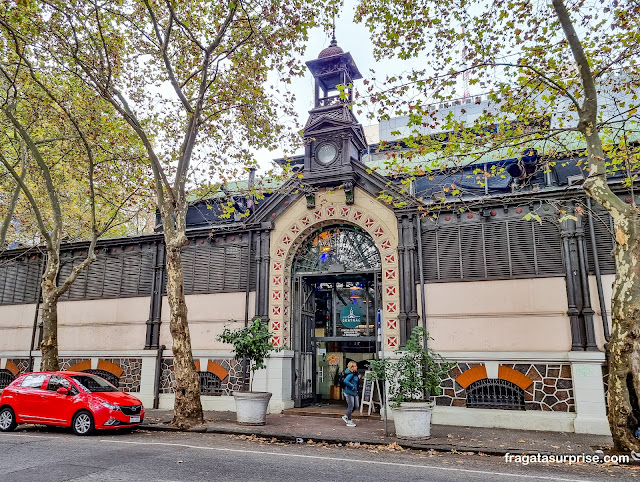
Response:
[293,276,316,407]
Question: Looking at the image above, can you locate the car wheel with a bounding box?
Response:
[72,410,94,436]
[0,407,17,432]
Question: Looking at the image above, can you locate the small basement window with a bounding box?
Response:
[198,371,223,395]
[466,378,525,410]
[83,369,120,388]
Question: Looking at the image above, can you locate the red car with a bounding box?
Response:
[0,371,144,435]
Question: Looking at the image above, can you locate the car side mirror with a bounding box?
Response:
[57,387,69,395]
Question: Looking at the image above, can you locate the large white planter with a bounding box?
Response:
[232,391,272,425]
[392,401,435,439]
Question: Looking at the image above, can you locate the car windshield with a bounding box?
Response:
[70,375,118,393]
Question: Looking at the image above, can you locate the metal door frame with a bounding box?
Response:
[292,271,382,407]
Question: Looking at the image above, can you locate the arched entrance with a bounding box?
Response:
[291,226,382,406]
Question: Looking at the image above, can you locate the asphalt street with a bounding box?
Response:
[0,428,638,481]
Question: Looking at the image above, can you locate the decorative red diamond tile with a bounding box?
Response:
[272,276,282,286]
[284,306,289,316]
[386,285,396,297]
[326,207,336,217]
[271,336,281,347]
[273,262,282,271]
[313,210,323,220]
[381,239,392,250]
[352,210,363,221]
[387,336,398,348]
[340,207,350,218]
[386,319,398,330]
[276,248,286,258]
[301,216,310,226]
[271,320,281,331]
[290,224,300,235]
[272,306,281,316]
[272,290,281,300]
[386,302,398,313]
[282,235,291,245]
[374,226,385,238]
[384,269,397,281]
[364,217,375,228]
[384,254,396,264]
[282,337,289,347]
[284,277,290,287]
[284,291,289,302]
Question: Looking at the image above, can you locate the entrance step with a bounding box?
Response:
[283,405,381,420]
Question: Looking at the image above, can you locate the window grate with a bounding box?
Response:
[198,371,223,395]
[0,369,15,389]
[82,369,120,388]
[466,378,525,410]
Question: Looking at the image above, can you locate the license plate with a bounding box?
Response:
[129,416,141,423]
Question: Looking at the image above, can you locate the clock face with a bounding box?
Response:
[316,142,338,166]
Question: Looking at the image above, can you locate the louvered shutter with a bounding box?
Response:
[120,252,142,297]
[584,210,616,274]
[534,221,564,275]
[192,244,211,294]
[223,246,242,291]
[421,228,439,281]
[484,221,510,278]
[460,224,485,280]
[208,247,225,292]
[137,252,154,296]
[23,260,40,303]
[85,257,106,299]
[68,258,88,300]
[12,261,28,303]
[103,251,123,298]
[2,262,17,303]
[507,219,537,277]
[436,226,461,280]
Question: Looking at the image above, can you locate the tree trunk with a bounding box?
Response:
[39,253,60,371]
[607,215,640,452]
[162,210,203,428]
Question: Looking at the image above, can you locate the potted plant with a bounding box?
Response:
[368,326,453,439]
[218,318,275,425]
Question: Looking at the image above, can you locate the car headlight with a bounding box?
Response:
[101,401,121,411]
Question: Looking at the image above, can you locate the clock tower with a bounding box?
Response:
[302,34,367,190]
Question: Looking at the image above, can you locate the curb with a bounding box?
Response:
[138,423,527,456]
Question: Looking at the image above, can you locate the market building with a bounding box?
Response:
[0,38,620,435]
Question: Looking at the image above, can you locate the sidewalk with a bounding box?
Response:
[141,409,613,456]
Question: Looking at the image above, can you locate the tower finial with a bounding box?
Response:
[330,15,337,47]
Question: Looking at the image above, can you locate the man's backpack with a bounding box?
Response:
[338,371,347,389]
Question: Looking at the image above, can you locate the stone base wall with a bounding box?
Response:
[57,357,142,392]
[160,357,243,395]
[435,362,575,412]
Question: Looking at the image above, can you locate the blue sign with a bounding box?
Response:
[340,305,362,328]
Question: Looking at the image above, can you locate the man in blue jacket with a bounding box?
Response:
[341,361,360,427]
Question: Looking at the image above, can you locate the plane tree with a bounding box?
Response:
[353,0,640,451]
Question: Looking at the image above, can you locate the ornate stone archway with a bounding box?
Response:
[268,188,401,350]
